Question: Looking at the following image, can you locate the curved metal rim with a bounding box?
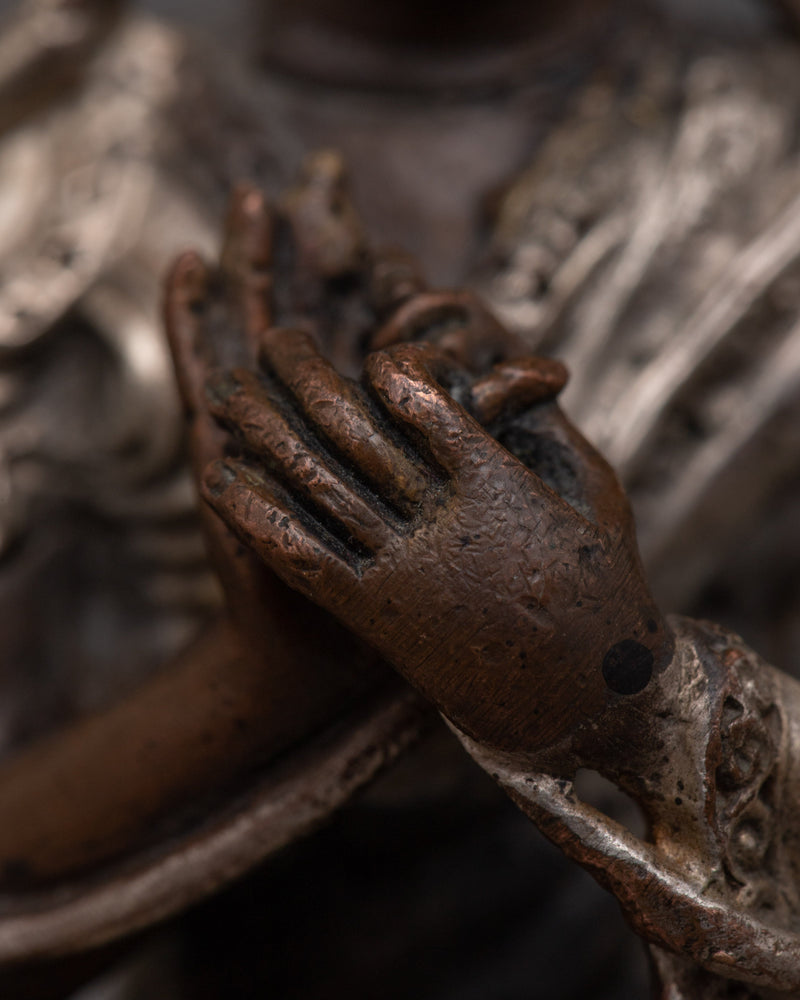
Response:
[0,688,427,965]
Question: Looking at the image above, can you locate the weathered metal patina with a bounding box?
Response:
[0,1,799,997]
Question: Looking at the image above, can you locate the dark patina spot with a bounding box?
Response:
[602,639,653,695]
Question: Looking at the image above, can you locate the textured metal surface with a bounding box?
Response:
[479,24,800,641]
[0,1,798,997]
[201,271,800,994]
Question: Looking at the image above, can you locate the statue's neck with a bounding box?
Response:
[258,0,615,92]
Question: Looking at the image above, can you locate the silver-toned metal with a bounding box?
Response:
[480,37,800,624]
[461,616,800,994]
[0,1,799,997]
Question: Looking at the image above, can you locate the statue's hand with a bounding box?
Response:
[164,186,286,637]
[202,328,672,758]
[163,156,402,643]
[164,181,383,703]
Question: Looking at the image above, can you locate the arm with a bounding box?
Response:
[0,159,426,963]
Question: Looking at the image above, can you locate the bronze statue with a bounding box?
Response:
[0,0,799,997]
[162,179,800,997]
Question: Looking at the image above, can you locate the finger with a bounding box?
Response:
[369,291,524,371]
[164,222,279,628]
[206,368,394,553]
[259,327,429,510]
[369,292,468,352]
[202,459,361,604]
[363,343,486,475]
[368,246,427,319]
[163,251,216,420]
[469,357,569,425]
[279,150,365,280]
[219,184,274,358]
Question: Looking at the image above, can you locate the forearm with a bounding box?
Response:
[0,610,378,888]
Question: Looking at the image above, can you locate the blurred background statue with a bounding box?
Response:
[0,0,799,996]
